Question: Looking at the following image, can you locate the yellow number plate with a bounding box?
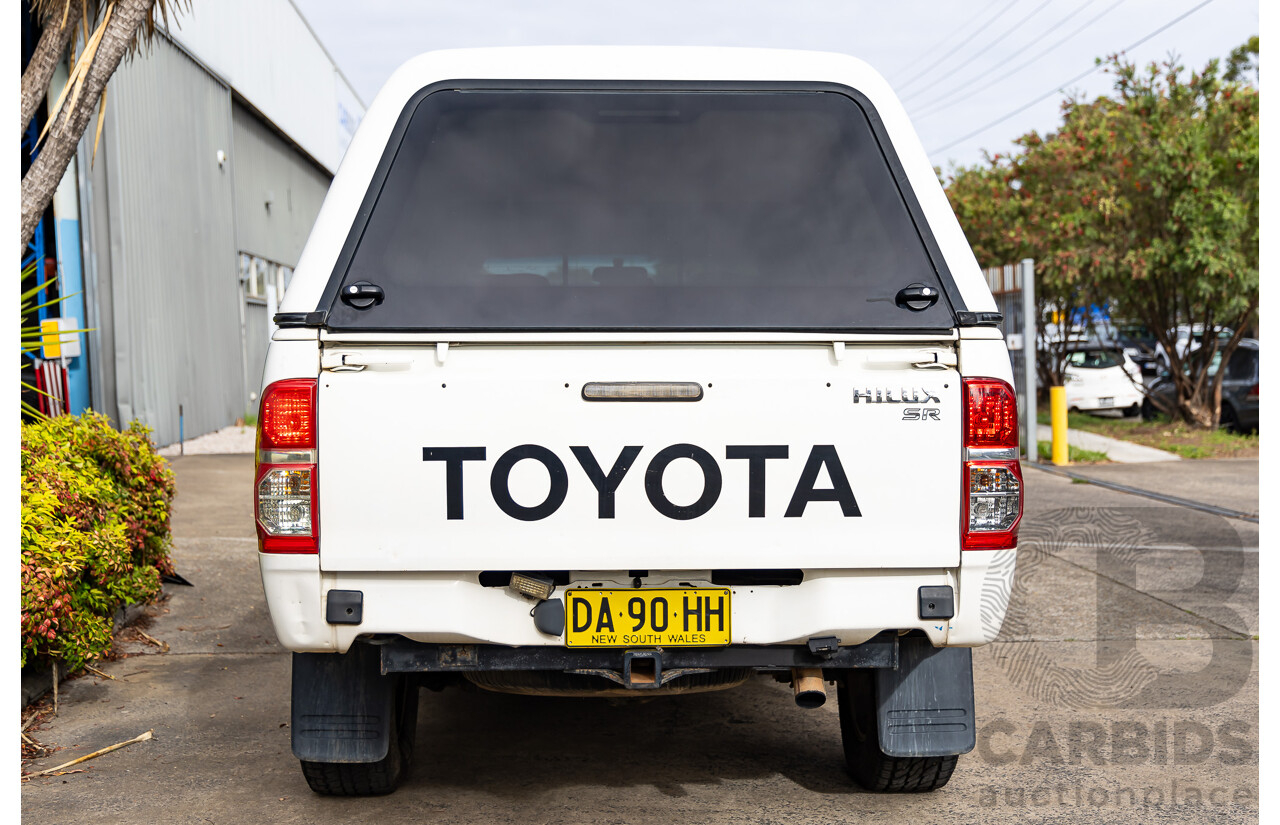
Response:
[565,588,731,648]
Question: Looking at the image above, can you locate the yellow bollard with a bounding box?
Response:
[1050,386,1069,465]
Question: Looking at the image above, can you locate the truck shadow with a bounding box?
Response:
[404,676,861,799]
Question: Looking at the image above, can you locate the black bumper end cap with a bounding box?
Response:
[326,590,364,625]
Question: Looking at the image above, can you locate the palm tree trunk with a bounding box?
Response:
[19,0,155,258]
[20,1,85,142]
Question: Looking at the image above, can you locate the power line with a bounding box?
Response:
[907,0,1106,113]
[900,0,1057,104]
[893,0,1023,94]
[927,0,1221,156]
[884,0,1006,86]
[913,0,1128,119]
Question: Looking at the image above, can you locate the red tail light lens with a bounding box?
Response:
[1247,383,1258,399]
[260,379,317,449]
[965,378,1019,448]
[962,377,1022,550]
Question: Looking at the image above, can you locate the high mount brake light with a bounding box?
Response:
[962,377,1022,550]
[256,379,318,553]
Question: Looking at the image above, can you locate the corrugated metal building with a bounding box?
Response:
[62,0,364,445]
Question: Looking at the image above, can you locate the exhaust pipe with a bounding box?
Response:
[791,667,826,709]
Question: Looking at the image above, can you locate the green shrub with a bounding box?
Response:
[20,412,176,670]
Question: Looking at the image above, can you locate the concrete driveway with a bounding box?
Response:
[22,455,1258,823]
[1051,458,1260,517]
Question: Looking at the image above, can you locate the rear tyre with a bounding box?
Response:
[301,677,419,796]
[1141,398,1157,422]
[836,669,958,793]
[1219,404,1239,433]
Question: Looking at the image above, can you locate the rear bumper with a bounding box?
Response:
[1065,386,1143,411]
[259,549,1016,653]
[380,633,899,674]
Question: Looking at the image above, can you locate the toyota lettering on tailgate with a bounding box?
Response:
[422,444,862,521]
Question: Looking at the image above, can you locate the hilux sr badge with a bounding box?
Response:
[852,387,942,404]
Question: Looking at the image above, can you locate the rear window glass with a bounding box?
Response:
[324,89,955,331]
[1067,350,1123,369]
[1226,348,1257,381]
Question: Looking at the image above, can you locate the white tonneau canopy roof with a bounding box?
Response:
[280,46,996,318]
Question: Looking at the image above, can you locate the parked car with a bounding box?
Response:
[1087,321,1161,376]
[1154,324,1234,371]
[1063,346,1144,416]
[1144,339,1258,432]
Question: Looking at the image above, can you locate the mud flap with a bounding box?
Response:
[291,644,395,763]
[875,635,975,758]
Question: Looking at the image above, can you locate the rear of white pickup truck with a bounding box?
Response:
[256,47,1021,796]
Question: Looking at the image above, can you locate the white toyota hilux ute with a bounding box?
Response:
[255,46,1022,796]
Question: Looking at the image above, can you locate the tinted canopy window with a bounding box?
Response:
[325,89,955,330]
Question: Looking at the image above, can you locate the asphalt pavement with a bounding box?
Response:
[1046,458,1260,517]
[21,454,1258,824]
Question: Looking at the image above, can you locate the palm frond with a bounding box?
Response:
[32,0,191,56]
[21,374,55,420]
[92,86,107,165]
[21,377,58,400]
[23,325,91,335]
[33,0,191,156]
[23,291,83,316]
[21,277,58,303]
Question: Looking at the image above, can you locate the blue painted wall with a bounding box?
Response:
[53,216,90,414]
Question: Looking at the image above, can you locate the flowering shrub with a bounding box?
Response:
[21,412,176,670]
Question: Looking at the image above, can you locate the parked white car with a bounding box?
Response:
[1063,347,1144,416]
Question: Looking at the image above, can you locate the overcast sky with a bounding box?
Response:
[289,0,1258,174]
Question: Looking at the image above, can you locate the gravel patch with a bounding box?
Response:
[158,424,255,456]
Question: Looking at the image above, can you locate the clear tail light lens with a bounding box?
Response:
[963,462,1023,548]
[258,467,314,534]
[962,378,1022,550]
[256,379,318,553]
[255,463,318,552]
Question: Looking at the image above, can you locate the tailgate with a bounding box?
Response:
[317,342,960,571]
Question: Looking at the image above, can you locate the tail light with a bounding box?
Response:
[256,379,318,553]
[962,377,1022,550]
[1247,383,1258,399]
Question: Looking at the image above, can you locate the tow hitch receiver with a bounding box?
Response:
[623,650,662,689]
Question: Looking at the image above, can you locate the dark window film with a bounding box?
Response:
[1067,350,1124,369]
[1226,347,1258,382]
[326,89,955,330]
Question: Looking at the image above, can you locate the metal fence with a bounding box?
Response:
[984,258,1037,459]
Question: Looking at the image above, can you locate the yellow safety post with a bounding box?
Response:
[1050,386,1069,465]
